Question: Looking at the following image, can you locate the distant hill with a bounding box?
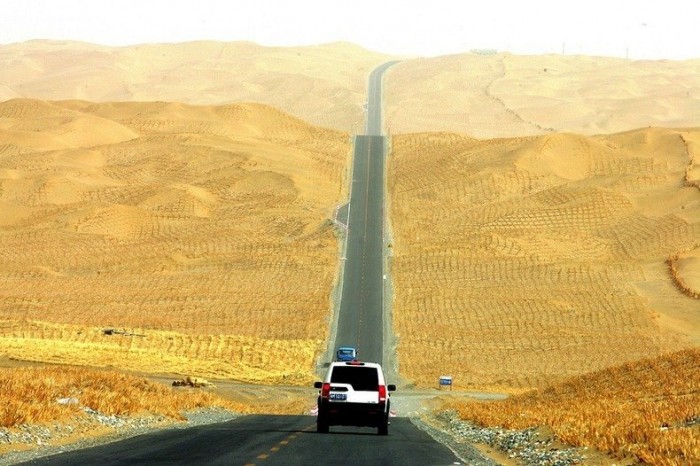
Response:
[0,40,392,132]
[4,41,700,138]
[385,53,700,137]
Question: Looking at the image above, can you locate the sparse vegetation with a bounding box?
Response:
[389,129,700,391]
[0,366,241,428]
[0,99,349,384]
[667,252,700,299]
[444,348,700,465]
[2,42,700,462]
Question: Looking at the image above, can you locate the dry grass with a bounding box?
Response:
[444,348,700,465]
[0,99,349,384]
[0,365,241,428]
[667,253,700,299]
[388,128,700,391]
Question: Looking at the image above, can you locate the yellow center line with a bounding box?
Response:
[246,423,317,463]
[363,137,372,240]
[358,137,372,349]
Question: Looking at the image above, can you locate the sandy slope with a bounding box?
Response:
[4,41,700,140]
[3,41,700,393]
[385,53,700,138]
[389,127,700,391]
[0,40,392,132]
[0,98,349,383]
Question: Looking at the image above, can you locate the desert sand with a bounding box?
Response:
[385,53,700,138]
[0,40,391,132]
[382,52,700,390]
[388,127,700,390]
[0,98,349,383]
[2,41,700,392]
[4,41,700,138]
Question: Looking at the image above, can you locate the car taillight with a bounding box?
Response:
[378,384,387,403]
[321,383,331,399]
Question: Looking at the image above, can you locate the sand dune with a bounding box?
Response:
[0,98,348,383]
[0,40,391,132]
[0,98,139,151]
[3,41,700,390]
[386,54,700,137]
[389,127,700,391]
[5,41,700,139]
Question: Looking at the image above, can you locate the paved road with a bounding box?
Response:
[331,60,398,365]
[25,416,462,465]
[24,61,471,465]
[334,134,386,365]
[366,61,399,135]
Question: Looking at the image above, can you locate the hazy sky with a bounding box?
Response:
[1,0,697,59]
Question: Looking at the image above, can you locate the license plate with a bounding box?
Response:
[330,393,347,401]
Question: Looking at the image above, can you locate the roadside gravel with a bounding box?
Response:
[0,408,240,465]
[2,390,593,466]
[412,416,501,466]
[423,410,589,466]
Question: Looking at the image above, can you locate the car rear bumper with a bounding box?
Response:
[318,401,388,427]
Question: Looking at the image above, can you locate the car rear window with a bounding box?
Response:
[331,366,378,391]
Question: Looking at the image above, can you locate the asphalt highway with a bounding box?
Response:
[25,416,462,465]
[334,134,386,365]
[331,60,398,365]
[24,61,470,465]
[365,61,400,135]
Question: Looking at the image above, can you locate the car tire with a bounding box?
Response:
[317,418,329,433]
[378,416,389,436]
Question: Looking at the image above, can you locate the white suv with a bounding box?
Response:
[313,361,396,435]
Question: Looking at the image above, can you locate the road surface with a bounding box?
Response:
[24,61,474,466]
[25,416,464,465]
[334,134,386,365]
[331,60,398,365]
[365,61,399,135]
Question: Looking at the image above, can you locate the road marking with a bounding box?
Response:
[245,424,314,465]
[357,136,373,350]
[363,138,372,241]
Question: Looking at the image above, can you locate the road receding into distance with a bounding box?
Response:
[26,61,472,466]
